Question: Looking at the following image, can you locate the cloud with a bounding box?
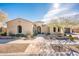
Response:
[59,11,79,17]
[41,3,78,23]
[42,8,67,22]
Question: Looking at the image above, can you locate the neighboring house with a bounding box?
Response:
[0,22,7,33]
[72,25,79,33]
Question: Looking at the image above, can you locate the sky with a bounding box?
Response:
[0,3,79,23]
[0,3,51,22]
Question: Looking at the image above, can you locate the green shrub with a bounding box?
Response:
[9,33,15,36]
[33,32,37,36]
[15,34,25,37]
[68,35,74,41]
[46,33,50,35]
[0,32,7,36]
[64,33,66,36]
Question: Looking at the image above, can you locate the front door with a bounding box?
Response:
[18,25,22,33]
[37,26,41,34]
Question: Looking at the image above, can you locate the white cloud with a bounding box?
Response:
[42,8,67,22]
[41,3,78,23]
[59,11,79,17]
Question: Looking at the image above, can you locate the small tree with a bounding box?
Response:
[0,11,7,22]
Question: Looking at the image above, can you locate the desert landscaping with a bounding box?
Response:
[0,3,79,56]
[0,34,79,56]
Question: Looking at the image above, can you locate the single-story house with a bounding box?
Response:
[4,18,79,36]
[7,18,49,36]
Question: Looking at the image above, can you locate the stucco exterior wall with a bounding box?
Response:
[35,22,49,34]
[7,18,33,35]
[49,26,62,34]
[41,25,49,34]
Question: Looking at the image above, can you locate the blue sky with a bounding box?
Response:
[0,3,51,21]
[0,3,79,22]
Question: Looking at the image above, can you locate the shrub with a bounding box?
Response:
[0,32,7,36]
[64,33,66,36]
[15,34,25,37]
[33,32,37,36]
[46,33,50,35]
[68,35,74,41]
[41,32,44,34]
[9,33,15,36]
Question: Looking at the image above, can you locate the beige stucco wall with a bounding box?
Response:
[50,26,62,34]
[41,25,49,34]
[7,18,33,35]
[49,24,74,34]
[35,22,49,34]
